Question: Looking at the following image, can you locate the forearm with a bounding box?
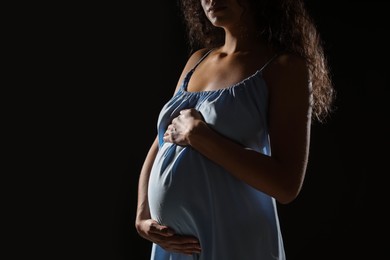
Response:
[136,137,159,221]
[187,122,297,203]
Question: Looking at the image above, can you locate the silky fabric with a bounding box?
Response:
[148,50,285,260]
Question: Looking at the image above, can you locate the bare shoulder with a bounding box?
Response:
[185,48,211,70]
[263,53,309,91]
[174,48,211,90]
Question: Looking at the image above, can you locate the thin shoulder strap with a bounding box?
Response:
[259,53,279,72]
[191,49,214,70]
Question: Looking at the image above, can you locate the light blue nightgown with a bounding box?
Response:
[148,50,285,260]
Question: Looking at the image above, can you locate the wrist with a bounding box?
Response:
[187,120,209,146]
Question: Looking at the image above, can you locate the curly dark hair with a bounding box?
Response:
[178,0,335,123]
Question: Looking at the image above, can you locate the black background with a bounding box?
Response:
[38,1,388,259]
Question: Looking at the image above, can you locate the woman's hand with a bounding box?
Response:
[163,108,205,146]
[135,218,202,255]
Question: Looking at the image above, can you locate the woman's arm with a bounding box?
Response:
[135,137,202,255]
[135,50,211,253]
[164,54,312,204]
[136,48,210,223]
[136,137,158,225]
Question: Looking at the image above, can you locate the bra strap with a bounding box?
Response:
[259,53,279,72]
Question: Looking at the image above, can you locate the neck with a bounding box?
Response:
[221,28,266,54]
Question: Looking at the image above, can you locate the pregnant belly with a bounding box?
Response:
[148,144,210,233]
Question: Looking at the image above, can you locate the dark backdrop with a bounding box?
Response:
[58,1,388,259]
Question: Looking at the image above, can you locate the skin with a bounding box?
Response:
[136,0,312,255]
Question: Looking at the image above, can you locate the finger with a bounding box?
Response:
[169,234,199,243]
[150,223,175,237]
[164,238,202,254]
[165,125,176,134]
[163,126,173,139]
[163,244,201,255]
[180,109,192,116]
[168,246,201,255]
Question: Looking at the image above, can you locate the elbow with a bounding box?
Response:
[276,192,298,205]
[274,167,305,204]
[275,181,303,205]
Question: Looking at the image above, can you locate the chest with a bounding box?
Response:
[187,54,263,92]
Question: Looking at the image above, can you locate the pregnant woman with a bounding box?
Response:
[136,0,334,259]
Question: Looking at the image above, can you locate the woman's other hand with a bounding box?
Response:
[135,218,201,255]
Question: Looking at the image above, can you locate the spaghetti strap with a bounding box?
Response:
[191,49,214,71]
[259,53,279,72]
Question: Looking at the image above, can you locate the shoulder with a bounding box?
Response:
[264,53,308,79]
[263,53,310,92]
[179,48,212,76]
[174,48,212,90]
[186,48,212,68]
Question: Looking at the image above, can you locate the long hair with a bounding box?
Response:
[178,0,335,123]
